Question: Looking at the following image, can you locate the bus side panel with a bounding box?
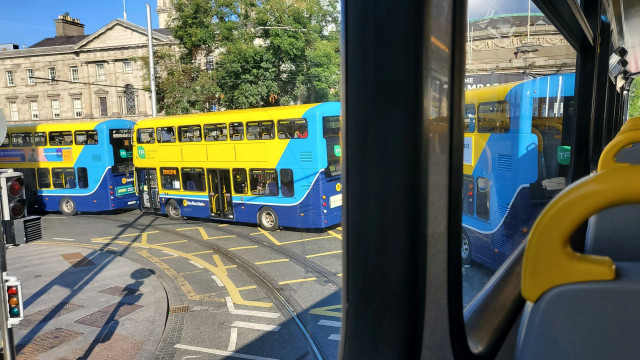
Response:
[109,170,137,209]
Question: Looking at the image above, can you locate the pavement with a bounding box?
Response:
[5,243,168,360]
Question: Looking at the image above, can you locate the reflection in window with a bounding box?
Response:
[280,169,294,197]
[462,175,474,215]
[157,127,176,143]
[477,101,510,133]
[232,169,247,194]
[77,167,88,188]
[37,168,51,189]
[464,104,476,132]
[475,177,489,220]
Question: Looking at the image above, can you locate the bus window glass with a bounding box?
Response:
[37,168,51,189]
[232,169,247,194]
[249,169,279,196]
[160,167,181,190]
[280,169,294,197]
[49,131,73,146]
[204,123,227,141]
[181,168,206,191]
[477,101,510,133]
[476,177,489,220]
[178,125,202,142]
[34,132,47,146]
[111,129,134,173]
[229,122,244,141]
[137,128,155,144]
[157,127,176,143]
[323,116,341,177]
[464,104,476,132]
[247,121,275,140]
[462,175,474,215]
[1,135,9,148]
[11,132,33,147]
[52,168,76,188]
[278,119,308,139]
[77,167,88,188]
[75,130,99,145]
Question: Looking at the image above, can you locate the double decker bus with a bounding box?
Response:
[0,119,137,215]
[133,102,342,230]
[462,73,575,269]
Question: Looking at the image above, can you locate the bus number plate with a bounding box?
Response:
[330,194,342,208]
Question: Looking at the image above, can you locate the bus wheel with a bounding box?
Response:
[59,197,77,216]
[166,200,183,220]
[258,206,279,231]
[461,231,472,266]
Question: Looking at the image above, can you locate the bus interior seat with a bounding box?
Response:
[186,181,196,191]
[585,204,640,261]
[262,133,271,140]
[247,133,256,140]
[278,132,286,139]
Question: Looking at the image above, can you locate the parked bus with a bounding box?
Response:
[0,119,137,215]
[133,102,342,230]
[462,73,574,269]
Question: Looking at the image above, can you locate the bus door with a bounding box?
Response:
[137,168,160,211]
[207,169,234,219]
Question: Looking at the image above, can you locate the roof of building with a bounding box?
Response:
[154,28,172,37]
[29,35,89,48]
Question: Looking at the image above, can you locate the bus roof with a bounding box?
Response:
[5,119,133,132]
[464,80,525,105]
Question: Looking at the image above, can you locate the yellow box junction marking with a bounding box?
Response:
[306,250,342,258]
[188,250,214,256]
[154,240,188,246]
[255,259,289,265]
[177,227,236,240]
[256,227,338,246]
[310,305,342,318]
[91,231,159,242]
[229,246,258,251]
[236,285,257,291]
[34,241,119,251]
[278,277,317,285]
[327,231,342,240]
[93,231,272,308]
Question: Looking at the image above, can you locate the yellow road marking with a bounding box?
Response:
[255,259,289,265]
[212,255,228,275]
[328,231,342,240]
[33,241,119,251]
[91,231,159,241]
[154,240,188,246]
[225,265,237,269]
[257,228,282,245]
[219,224,229,227]
[256,228,337,246]
[229,246,258,251]
[237,285,257,291]
[179,270,204,276]
[279,235,336,245]
[138,250,224,302]
[336,227,342,230]
[278,277,317,285]
[158,255,178,260]
[177,227,235,240]
[310,305,342,318]
[188,250,214,256]
[250,232,261,235]
[306,250,342,258]
[337,273,343,277]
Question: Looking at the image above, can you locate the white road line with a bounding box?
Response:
[43,216,66,219]
[318,320,341,328]
[174,344,278,360]
[230,321,280,332]
[228,327,238,352]
[163,250,178,256]
[211,275,224,287]
[52,237,75,241]
[225,297,280,318]
[328,334,340,341]
[189,260,204,269]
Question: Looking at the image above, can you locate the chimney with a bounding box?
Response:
[54,15,85,37]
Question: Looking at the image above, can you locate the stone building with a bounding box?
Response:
[0,14,177,123]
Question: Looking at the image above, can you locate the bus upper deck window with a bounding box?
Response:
[204,123,227,141]
[230,122,244,141]
[178,125,202,142]
[49,131,73,146]
[0,134,8,148]
[11,132,33,147]
[464,104,476,133]
[75,130,98,145]
[157,127,176,143]
[278,119,308,139]
[137,128,155,144]
[34,132,47,146]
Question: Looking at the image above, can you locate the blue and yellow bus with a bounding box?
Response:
[462,73,574,269]
[0,119,137,215]
[133,102,342,230]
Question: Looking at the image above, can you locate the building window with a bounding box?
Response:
[30,101,39,120]
[70,66,79,82]
[9,102,18,121]
[26,69,35,85]
[48,67,56,84]
[123,61,132,73]
[99,96,108,116]
[6,70,14,86]
[73,98,83,118]
[96,63,105,80]
[51,99,61,119]
[124,84,136,115]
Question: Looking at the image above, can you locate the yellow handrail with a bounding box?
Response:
[520,167,640,302]
[532,120,562,133]
[597,130,640,171]
[531,127,543,153]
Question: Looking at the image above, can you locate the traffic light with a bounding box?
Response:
[4,275,23,327]
[0,171,27,221]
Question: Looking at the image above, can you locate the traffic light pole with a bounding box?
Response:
[0,197,16,360]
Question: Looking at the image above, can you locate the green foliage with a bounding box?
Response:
[147,0,341,113]
[629,79,640,119]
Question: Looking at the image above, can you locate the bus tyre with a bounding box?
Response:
[258,206,279,231]
[59,197,77,216]
[461,231,472,266]
[166,199,183,220]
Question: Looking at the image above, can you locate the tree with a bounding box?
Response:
[628,79,640,119]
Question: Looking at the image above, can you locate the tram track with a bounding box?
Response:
[82,213,342,360]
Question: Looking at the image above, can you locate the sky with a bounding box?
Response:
[468,0,541,20]
[0,0,159,48]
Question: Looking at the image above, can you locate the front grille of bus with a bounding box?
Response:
[497,154,512,172]
[300,152,313,162]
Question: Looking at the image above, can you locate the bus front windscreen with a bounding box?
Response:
[110,129,134,174]
[323,116,342,177]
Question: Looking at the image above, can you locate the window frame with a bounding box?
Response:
[277,119,308,139]
[246,120,275,140]
[229,122,244,141]
[29,100,39,120]
[95,63,106,81]
[51,167,77,189]
[51,99,61,119]
[26,69,35,85]
[48,67,56,84]
[160,167,181,190]
[70,66,79,82]
[178,125,202,143]
[123,61,132,73]
[280,169,294,197]
[232,168,248,194]
[74,130,99,145]
[5,70,14,86]
[9,102,18,121]
[249,169,279,196]
[73,98,83,118]
[204,123,228,141]
[34,132,47,146]
[137,128,156,144]
[11,132,34,148]
[181,167,206,192]
[37,168,52,189]
[157,126,177,143]
[49,131,73,146]
[77,167,89,188]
